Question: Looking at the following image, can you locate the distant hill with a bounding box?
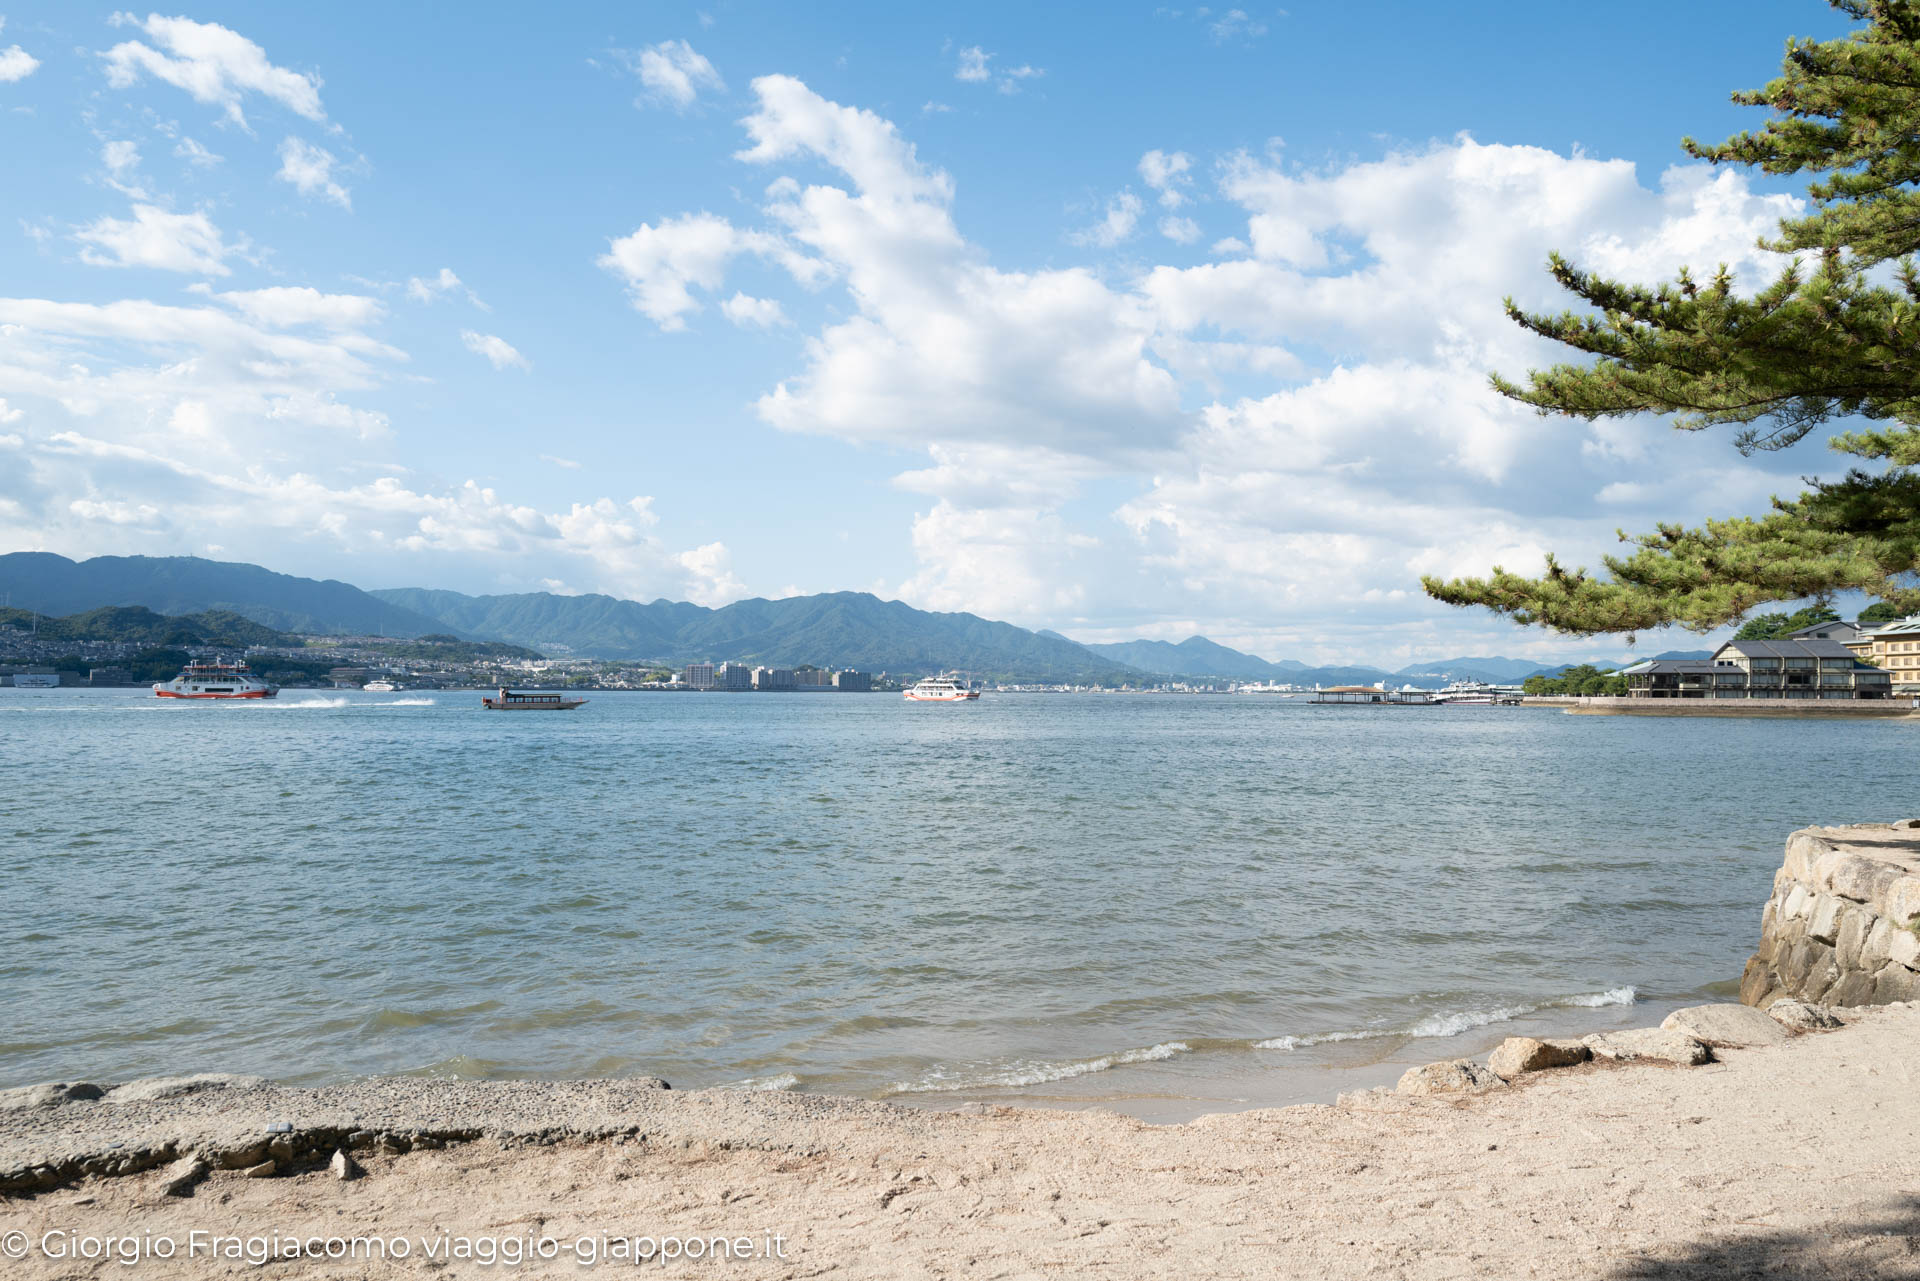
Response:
[1082,636,1292,680]
[0,553,456,638]
[0,605,295,648]
[372,587,1140,681]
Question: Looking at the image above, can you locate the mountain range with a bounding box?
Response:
[0,552,1660,685]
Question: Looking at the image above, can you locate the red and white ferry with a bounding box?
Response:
[154,659,278,700]
[904,675,980,702]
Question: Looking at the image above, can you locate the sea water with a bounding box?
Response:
[2,689,1909,1119]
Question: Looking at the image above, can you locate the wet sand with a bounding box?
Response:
[3,1003,1917,1279]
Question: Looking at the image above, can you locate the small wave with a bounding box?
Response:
[1255,987,1636,1051]
[276,696,348,709]
[730,1073,801,1092]
[886,1040,1191,1095]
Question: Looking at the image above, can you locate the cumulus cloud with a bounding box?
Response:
[597,209,823,330]
[0,293,741,606]
[627,38,724,111]
[276,136,350,208]
[461,329,528,370]
[0,18,39,83]
[601,80,1823,657]
[73,204,240,274]
[720,292,787,328]
[1159,215,1201,244]
[1139,149,1193,207]
[101,14,324,129]
[1071,191,1143,248]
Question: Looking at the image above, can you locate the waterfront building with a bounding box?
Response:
[795,668,833,688]
[832,669,871,692]
[1846,616,1920,692]
[1620,638,1891,698]
[1785,619,1861,645]
[715,661,754,691]
[752,666,796,691]
[681,662,715,691]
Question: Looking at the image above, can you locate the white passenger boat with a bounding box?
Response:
[363,680,399,693]
[904,675,979,702]
[154,659,278,700]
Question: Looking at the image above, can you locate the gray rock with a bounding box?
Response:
[105,1074,267,1104]
[1660,1003,1790,1048]
[328,1149,362,1181]
[1487,1037,1590,1079]
[1395,1058,1505,1096]
[1766,999,1843,1031]
[0,1081,104,1112]
[266,1135,294,1166]
[1582,1028,1713,1066]
[241,1159,277,1179]
[157,1155,207,1197]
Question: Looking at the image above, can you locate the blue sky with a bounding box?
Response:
[0,2,1868,662]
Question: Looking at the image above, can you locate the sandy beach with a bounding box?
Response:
[3,1003,1917,1279]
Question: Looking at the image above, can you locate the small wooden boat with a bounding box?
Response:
[481,687,588,710]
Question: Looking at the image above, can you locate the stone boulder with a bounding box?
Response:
[1766,999,1843,1031]
[1582,1028,1712,1066]
[1396,1058,1505,1096]
[1660,1003,1790,1048]
[1487,1037,1590,1079]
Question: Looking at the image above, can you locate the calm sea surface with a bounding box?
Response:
[3,689,1912,1117]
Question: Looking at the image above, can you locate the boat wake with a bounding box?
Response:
[380,698,436,706]
[274,697,350,709]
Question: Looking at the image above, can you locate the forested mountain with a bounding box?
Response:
[0,553,454,637]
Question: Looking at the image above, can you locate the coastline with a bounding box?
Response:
[5,1004,1917,1278]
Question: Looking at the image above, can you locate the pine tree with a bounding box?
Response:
[1424,1,1920,634]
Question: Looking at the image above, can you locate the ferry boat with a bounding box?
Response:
[904,675,980,702]
[481,687,588,711]
[10,671,59,689]
[363,680,399,693]
[154,659,278,700]
[1428,680,1523,706]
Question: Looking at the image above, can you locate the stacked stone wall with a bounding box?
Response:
[1741,821,1920,1008]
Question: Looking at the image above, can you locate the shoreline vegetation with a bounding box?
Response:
[3,1003,1916,1278]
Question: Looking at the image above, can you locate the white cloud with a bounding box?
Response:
[1159,215,1201,244]
[0,30,39,83]
[174,136,221,167]
[213,286,384,330]
[1070,191,1142,248]
[541,454,582,469]
[101,14,324,129]
[628,38,724,111]
[73,204,239,275]
[597,209,823,331]
[720,292,787,328]
[276,137,350,209]
[0,398,23,424]
[604,80,1824,654]
[954,45,1043,94]
[954,46,991,82]
[461,329,529,370]
[405,266,486,309]
[1210,9,1269,42]
[1139,149,1193,207]
[101,139,140,177]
